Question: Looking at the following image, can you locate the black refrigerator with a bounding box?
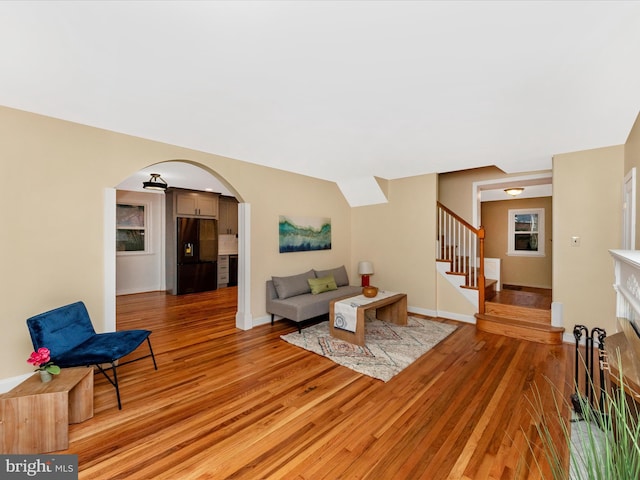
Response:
[176,217,218,294]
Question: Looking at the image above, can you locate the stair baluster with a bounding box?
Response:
[437,202,486,313]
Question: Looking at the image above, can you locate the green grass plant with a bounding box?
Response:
[526,358,640,479]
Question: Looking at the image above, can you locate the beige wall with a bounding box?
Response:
[3,102,636,383]
[351,174,437,313]
[438,148,629,333]
[481,197,553,289]
[625,113,640,247]
[0,106,354,379]
[438,166,552,225]
[553,145,624,333]
[438,166,504,223]
[436,274,477,318]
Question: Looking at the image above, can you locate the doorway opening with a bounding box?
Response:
[473,173,553,313]
[104,160,251,332]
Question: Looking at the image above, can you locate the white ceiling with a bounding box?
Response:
[1,1,640,189]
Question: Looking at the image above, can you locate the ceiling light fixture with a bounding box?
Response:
[143,173,168,191]
[504,187,524,197]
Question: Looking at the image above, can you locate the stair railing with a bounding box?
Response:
[436,202,486,314]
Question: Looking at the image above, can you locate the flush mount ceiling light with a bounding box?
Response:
[504,187,524,196]
[143,173,168,191]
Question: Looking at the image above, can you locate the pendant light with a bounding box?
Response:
[143,173,168,191]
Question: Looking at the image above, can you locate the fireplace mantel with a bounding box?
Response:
[608,249,640,400]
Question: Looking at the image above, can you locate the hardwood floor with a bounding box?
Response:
[490,286,552,310]
[62,288,573,479]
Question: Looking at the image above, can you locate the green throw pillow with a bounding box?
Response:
[307,275,338,295]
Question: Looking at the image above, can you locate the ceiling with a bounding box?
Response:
[2,1,640,192]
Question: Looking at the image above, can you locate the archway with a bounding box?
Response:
[105,160,251,331]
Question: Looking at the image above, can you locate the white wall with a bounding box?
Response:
[116,190,165,295]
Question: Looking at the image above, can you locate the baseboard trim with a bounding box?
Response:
[435,310,476,324]
[408,306,438,318]
[0,372,33,394]
[253,314,273,327]
[258,305,450,328]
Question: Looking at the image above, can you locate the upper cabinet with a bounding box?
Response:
[167,188,219,218]
[218,196,239,235]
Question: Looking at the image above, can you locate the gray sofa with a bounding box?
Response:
[266,265,362,332]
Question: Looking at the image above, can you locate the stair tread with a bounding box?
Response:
[475,313,563,332]
[484,302,551,326]
[476,314,564,345]
[485,301,549,313]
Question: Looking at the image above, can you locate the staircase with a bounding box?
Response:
[437,202,563,345]
[436,202,487,311]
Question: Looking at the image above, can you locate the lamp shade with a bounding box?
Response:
[358,261,374,275]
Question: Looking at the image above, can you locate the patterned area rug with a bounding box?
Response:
[280,316,457,382]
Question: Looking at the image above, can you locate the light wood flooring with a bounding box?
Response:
[61,287,574,479]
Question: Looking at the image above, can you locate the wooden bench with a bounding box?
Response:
[0,367,94,453]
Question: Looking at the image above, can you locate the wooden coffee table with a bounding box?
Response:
[329,293,407,346]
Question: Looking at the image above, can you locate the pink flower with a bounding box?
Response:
[27,347,51,368]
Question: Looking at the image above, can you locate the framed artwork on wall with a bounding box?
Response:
[279,215,331,253]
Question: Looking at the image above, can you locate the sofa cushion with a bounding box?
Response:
[272,270,316,299]
[314,265,349,287]
[308,274,338,295]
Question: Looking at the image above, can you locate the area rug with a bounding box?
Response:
[280,316,457,382]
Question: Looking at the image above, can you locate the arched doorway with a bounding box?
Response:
[104,160,251,331]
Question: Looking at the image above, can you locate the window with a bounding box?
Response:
[507,208,545,257]
[116,204,148,253]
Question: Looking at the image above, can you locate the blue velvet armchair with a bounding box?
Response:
[27,301,157,409]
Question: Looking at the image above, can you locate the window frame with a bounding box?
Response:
[507,208,545,257]
[116,202,150,255]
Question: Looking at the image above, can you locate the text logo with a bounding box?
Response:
[0,455,78,479]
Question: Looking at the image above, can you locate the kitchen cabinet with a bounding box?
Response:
[172,189,219,218]
[218,196,238,234]
[218,255,229,287]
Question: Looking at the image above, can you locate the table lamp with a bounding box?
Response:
[358,261,374,287]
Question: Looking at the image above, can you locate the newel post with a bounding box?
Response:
[478,226,486,314]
